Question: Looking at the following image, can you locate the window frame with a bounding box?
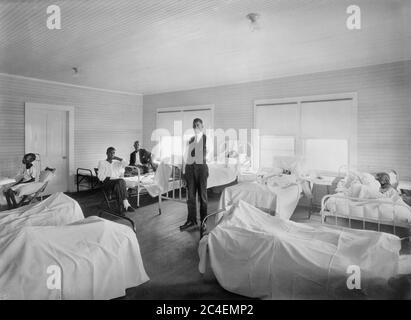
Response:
[253,93,358,176]
[155,104,215,163]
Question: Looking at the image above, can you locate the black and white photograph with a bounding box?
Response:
[0,0,410,307]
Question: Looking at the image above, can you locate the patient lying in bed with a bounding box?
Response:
[336,171,403,201]
[376,172,399,199]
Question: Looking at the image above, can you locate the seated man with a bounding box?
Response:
[98,147,135,213]
[4,153,38,209]
[129,140,157,175]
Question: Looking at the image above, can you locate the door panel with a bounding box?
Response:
[26,105,69,194]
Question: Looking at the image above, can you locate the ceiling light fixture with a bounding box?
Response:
[72,67,79,77]
[246,13,260,32]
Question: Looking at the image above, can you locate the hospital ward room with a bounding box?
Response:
[0,0,411,301]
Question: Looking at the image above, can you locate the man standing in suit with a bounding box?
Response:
[180,118,209,231]
[129,140,157,174]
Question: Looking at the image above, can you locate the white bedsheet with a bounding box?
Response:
[207,164,237,189]
[199,200,402,299]
[0,193,149,300]
[0,192,84,236]
[219,181,302,220]
[324,194,411,224]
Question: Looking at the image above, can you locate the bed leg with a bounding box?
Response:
[137,186,140,208]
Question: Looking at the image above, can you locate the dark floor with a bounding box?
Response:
[67,187,253,299]
[66,187,411,300]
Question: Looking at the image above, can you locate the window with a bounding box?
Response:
[254,94,357,175]
[156,106,214,163]
[260,136,295,168]
[304,139,348,173]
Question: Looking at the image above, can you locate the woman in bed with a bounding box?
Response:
[3,153,38,209]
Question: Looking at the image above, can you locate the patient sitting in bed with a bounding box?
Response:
[3,153,38,209]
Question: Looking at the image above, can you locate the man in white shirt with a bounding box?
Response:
[4,153,38,209]
[180,118,209,231]
[97,147,135,213]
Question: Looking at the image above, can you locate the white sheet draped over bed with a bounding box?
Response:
[207,163,237,189]
[0,193,149,300]
[0,192,84,236]
[219,181,302,220]
[199,200,402,299]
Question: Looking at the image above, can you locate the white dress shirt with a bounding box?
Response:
[97,160,127,182]
[15,164,38,182]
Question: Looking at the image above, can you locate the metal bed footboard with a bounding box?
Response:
[76,168,100,192]
[126,166,142,207]
[98,209,137,234]
[200,208,226,238]
[158,164,187,215]
[320,194,411,238]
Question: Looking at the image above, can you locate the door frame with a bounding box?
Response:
[25,102,75,192]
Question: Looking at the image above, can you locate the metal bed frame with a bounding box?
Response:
[320,194,411,239]
[98,208,137,234]
[200,208,225,238]
[76,168,101,192]
[95,164,186,233]
[157,163,186,215]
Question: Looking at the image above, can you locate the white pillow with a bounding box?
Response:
[266,174,297,188]
[39,169,55,183]
[272,156,306,177]
[347,182,362,197]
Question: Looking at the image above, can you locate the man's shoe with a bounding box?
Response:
[127,206,135,213]
[179,220,197,231]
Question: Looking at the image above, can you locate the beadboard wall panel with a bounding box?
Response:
[143,60,411,179]
[0,75,143,188]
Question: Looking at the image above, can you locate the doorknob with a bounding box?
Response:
[62,156,67,159]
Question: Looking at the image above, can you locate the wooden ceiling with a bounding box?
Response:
[0,0,410,94]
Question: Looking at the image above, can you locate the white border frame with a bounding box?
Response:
[25,102,75,192]
[253,92,358,174]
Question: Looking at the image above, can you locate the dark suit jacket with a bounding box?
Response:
[129,149,152,166]
[187,134,207,164]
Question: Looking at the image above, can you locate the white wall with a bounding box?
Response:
[143,60,411,179]
[0,74,143,188]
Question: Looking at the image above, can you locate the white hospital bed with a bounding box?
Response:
[219,173,306,220]
[134,162,237,215]
[320,170,411,237]
[321,194,411,236]
[0,193,149,300]
[199,200,410,299]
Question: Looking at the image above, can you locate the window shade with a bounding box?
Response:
[301,99,353,138]
[255,103,298,136]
